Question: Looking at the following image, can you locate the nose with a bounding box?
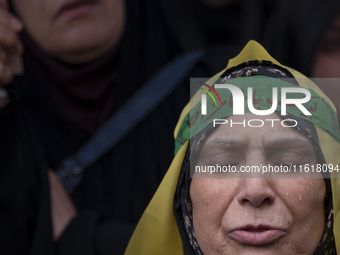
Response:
[236,178,275,208]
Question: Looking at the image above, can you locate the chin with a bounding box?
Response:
[47,28,118,63]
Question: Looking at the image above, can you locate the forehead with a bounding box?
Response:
[205,113,310,146]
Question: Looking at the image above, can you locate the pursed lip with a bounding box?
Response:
[55,0,98,19]
[228,225,285,246]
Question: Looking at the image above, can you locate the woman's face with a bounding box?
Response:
[313,14,340,78]
[12,0,125,63]
[312,14,340,122]
[190,113,325,255]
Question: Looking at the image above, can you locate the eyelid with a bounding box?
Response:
[272,162,302,167]
[266,146,315,156]
[203,157,241,167]
[267,148,317,165]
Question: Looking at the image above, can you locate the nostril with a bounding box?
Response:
[241,193,275,207]
[263,197,274,204]
[237,179,275,207]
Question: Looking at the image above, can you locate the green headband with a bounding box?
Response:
[175,76,340,156]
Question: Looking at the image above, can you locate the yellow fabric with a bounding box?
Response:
[226,40,281,69]
[286,67,337,111]
[174,67,227,140]
[125,40,340,254]
[125,142,188,255]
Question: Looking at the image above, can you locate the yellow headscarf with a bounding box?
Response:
[125,40,340,254]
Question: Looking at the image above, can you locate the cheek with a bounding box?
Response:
[14,1,51,38]
[283,179,325,217]
[190,179,237,251]
[190,179,226,224]
[14,0,47,20]
[279,179,326,251]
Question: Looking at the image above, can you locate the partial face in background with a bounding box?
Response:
[12,0,125,63]
[190,113,325,255]
[312,13,340,123]
[313,13,340,78]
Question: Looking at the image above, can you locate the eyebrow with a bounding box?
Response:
[204,139,246,148]
[267,137,312,147]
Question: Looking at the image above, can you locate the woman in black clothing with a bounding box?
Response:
[0,0,276,254]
